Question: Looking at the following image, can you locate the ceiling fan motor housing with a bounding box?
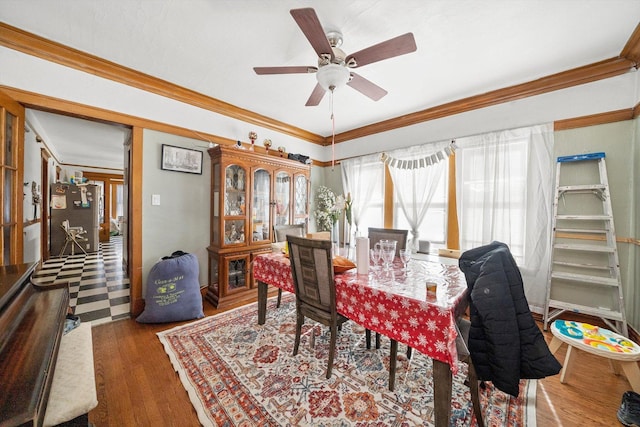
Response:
[319,46,346,67]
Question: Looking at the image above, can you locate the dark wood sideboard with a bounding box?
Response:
[0,263,69,427]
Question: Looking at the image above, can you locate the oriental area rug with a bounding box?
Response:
[158,294,536,426]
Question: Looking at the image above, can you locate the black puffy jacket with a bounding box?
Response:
[458,241,561,396]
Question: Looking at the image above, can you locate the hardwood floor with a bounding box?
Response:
[89,298,631,426]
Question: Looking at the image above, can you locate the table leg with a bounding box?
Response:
[257,281,267,325]
[389,339,398,391]
[620,361,640,393]
[433,359,452,427]
[548,336,563,354]
[560,345,577,383]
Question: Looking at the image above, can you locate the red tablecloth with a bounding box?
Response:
[253,252,468,373]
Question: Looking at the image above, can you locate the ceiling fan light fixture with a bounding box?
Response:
[316,63,350,91]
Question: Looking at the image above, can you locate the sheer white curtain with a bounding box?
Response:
[455,123,554,310]
[387,141,449,250]
[341,153,384,237]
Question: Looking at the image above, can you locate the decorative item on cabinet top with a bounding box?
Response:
[208,144,311,170]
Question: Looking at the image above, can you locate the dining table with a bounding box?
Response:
[253,251,470,427]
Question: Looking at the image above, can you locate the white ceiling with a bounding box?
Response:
[3,0,640,169]
[25,110,130,170]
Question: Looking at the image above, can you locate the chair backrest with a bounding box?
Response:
[273,223,305,242]
[306,231,331,240]
[367,227,408,258]
[287,235,337,323]
[61,220,70,232]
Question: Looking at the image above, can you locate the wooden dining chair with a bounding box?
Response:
[367,227,408,259]
[287,235,349,379]
[273,223,306,306]
[273,223,305,243]
[453,317,484,426]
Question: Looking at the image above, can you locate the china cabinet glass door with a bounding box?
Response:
[252,168,271,242]
[224,164,246,245]
[274,171,291,226]
[226,256,248,291]
[293,174,308,225]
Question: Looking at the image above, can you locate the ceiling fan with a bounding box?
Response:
[253,8,417,106]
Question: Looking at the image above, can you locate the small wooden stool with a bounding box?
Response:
[549,320,640,392]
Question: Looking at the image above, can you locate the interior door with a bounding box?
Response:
[83,172,124,242]
[88,179,108,241]
[0,89,25,265]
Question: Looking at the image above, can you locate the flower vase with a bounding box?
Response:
[332,221,340,256]
[343,220,352,258]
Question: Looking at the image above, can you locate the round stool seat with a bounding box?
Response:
[551,320,640,361]
[549,319,640,392]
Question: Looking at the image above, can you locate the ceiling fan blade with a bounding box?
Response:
[254,66,317,75]
[347,73,387,101]
[290,8,334,61]
[305,83,326,106]
[345,33,417,68]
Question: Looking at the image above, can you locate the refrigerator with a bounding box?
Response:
[50,183,100,255]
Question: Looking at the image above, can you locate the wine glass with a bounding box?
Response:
[399,248,411,272]
[370,248,381,271]
[379,240,397,271]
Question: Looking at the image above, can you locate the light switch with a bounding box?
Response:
[152,194,161,205]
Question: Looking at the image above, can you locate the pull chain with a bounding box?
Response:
[330,88,335,170]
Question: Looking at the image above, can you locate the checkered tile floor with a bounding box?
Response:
[32,236,130,326]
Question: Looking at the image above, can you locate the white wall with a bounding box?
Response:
[141,130,210,292]
[22,125,42,263]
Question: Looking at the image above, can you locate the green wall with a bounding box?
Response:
[141,130,211,292]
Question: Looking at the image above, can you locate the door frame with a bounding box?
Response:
[0,89,25,265]
[41,148,50,260]
[83,171,124,242]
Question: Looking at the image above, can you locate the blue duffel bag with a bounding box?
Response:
[136,251,204,323]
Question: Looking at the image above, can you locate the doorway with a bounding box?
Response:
[83,172,125,242]
[25,107,133,321]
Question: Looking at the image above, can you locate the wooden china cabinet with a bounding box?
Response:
[206,145,310,308]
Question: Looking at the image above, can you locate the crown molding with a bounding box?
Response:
[0,22,325,145]
[621,22,640,66]
[554,109,634,131]
[331,57,635,143]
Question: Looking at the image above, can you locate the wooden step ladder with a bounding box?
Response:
[543,152,628,337]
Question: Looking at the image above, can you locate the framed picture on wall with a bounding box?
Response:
[161,144,203,175]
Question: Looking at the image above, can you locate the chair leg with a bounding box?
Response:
[326,324,338,379]
[276,288,282,308]
[72,239,87,255]
[376,332,381,349]
[59,240,69,257]
[365,329,372,349]
[293,313,303,356]
[406,346,413,360]
[389,339,398,391]
[467,358,484,426]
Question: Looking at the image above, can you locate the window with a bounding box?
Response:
[340,154,384,238]
[456,139,528,262]
[394,161,448,250]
